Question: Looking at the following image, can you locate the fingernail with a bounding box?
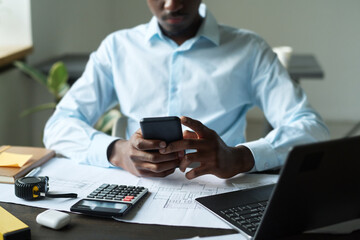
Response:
[159,142,166,148]
[160,149,166,154]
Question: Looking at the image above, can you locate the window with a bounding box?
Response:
[0,0,32,67]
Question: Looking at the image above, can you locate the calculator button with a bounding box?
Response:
[86,184,148,205]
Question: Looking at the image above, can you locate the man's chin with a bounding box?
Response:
[161,26,189,38]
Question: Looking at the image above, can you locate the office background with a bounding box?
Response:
[0,0,359,147]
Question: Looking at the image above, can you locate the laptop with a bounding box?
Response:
[196,136,360,240]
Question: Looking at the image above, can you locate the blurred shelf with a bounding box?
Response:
[0,45,33,67]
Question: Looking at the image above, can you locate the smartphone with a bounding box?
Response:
[140,116,183,144]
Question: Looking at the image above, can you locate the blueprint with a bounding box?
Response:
[0,157,278,229]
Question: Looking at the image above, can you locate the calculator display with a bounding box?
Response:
[71,199,130,217]
[71,184,148,218]
[81,200,128,211]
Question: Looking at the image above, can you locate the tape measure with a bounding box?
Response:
[15,176,77,200]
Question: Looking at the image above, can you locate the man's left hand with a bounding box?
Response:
[160,116,255,179]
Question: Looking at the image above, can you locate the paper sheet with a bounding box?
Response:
[0,157,278,229]
[177,233,246,240]
[0,152,32,167]
[231,174,278,190]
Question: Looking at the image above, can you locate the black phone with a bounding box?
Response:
[140,116,183,144]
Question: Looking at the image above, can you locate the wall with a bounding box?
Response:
[0,0,359,146]
[204,0,360,122]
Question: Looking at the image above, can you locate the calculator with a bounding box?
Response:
[70,184,148,218]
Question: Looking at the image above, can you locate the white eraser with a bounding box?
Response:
[36,209,71,230]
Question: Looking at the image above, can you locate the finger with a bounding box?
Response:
[131,133,166,151]
[138,168,176,178]
[132,150,180,163]
[136,159,180,173]
[179,151,212,172]
[179,154,192,172]
[180,116,211,138]
[183,130,198,139]
[185,166,211,180]
[160,138,209,154]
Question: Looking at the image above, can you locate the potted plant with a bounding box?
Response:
[13,61,120,135]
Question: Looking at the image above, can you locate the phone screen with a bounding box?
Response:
[140,116,183,143]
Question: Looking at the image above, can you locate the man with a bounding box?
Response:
[43,0,329,180]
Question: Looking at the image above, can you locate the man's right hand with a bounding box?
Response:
[109,129,182,177]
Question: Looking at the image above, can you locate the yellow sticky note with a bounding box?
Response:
[0,152,33,167]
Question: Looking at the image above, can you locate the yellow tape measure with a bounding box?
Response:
[15,176,77,200]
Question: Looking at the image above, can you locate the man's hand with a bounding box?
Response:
[109,129,181,177]
[160,116,255,179]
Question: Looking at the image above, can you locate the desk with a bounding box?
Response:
[0,201,235,240]
[1,202,360,240]
[287,54,324,82]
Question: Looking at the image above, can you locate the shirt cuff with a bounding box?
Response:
[239,138,279,172]
[87,132,120,168]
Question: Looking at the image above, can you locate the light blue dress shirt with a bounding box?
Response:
[43,5,329,172]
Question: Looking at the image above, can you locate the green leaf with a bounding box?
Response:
[47,61,69,97]
[13,61,47,86]
[20,102,57,118]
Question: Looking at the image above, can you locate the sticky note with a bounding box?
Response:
[0,152,33,167]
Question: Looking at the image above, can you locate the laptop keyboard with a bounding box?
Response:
[220,200,268,234]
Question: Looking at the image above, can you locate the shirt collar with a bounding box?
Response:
[145,3,220,46]
[145,16,162,43]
